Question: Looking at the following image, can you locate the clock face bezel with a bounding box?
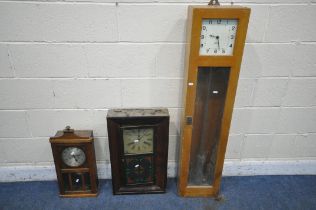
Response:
[199,18,238,56]
[189,7,249,61]
[61,146,87,167]
[120,125,156,156]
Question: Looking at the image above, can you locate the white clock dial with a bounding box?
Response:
[199,19,238,56]
[62,147,86,167]
[123,128,154,154]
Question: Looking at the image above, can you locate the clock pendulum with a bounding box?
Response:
[177,0,250,197]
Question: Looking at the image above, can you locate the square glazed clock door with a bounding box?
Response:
[121,125,156,185]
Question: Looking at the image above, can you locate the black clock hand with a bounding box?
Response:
[216,36,220,49]
[138,130,148,140]
[72,154,79,162]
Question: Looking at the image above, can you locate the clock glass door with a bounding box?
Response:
[188,67,230,186]
[62,172,91,191]
[122,126,155,185]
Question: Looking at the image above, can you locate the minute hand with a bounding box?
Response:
[216,36,220,49]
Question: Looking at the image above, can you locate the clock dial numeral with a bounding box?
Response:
[199,19,238,56]
[144,141,151,146]
[123,128,154,154]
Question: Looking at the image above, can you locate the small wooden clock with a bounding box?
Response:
[178,3,250,197]
[49,126,98,197]
[107,108,169,194]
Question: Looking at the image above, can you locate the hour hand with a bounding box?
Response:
[72,154,79,162]
[209,34,217,38]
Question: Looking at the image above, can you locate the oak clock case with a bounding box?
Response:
[49,127,98,197]
[107,109,169,195]
[178,6,250,197]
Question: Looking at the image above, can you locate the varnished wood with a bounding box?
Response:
[107,109,169,195]
[49,127,99,198]
[178,5,250,197]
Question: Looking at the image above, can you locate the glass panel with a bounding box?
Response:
[188,67,230,186]
[84,173,91,190]
[124,155,154,185]
[71,173,84,191]
[62,172,91,191]
[62,173,70,191]
[123,128,154,155]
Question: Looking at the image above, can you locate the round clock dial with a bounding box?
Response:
[199,19,238,56]
[123,128,154,154]
[61,147,86,167]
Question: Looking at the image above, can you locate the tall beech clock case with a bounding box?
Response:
[178,6,250,197]
[50,127,98,197]
[107,109,169,194]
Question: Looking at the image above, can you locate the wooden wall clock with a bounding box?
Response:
[49,126,98,197]
[177,4,250,197]
[107,109,169,194]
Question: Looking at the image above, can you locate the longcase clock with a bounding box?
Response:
[177,5,250,197]
[107,108,169,194]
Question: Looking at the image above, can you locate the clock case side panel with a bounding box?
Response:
[177,5,195,196]
[177,6,250,197]
[85,140,99,194]
[107,118,124,194]
[107,116,169,195]
[51,144,67,195]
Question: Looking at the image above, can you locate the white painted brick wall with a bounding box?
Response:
[118,5,187,42]
[252,78,288,106]
[0,79,55,109]
[0,111,30,138]
[0,2,118,42]
[0,0,315,177]
[0,45,12,77]
[265,5,316,42]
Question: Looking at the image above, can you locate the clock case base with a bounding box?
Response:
[60,192,98,198]
[107,109,169,195]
